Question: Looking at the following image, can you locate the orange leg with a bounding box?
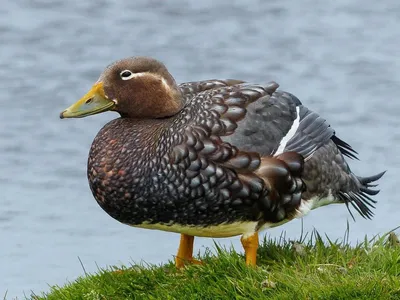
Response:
[175,234,202,268]
[240,232,259,266]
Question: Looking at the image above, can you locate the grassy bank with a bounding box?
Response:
[32,230,400,300]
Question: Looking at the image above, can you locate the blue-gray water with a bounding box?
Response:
[1,0,399,298]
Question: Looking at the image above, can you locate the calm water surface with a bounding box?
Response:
[1,0,399,298]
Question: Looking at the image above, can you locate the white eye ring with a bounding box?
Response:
[120,70,135,80]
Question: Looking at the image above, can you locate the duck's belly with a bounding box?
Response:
[130,221,259,238]
[117,197,322,238]
[128,200,314,237]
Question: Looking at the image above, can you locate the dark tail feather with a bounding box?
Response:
[360,186,379,196]
[340,171,386,220]
[358,171,386,185]
[331,135,359,160]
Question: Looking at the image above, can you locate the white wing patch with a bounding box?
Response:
[275,106,301,155]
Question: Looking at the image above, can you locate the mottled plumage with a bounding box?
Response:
[61,56,384,267]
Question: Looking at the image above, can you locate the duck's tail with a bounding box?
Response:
[339,171,386,220]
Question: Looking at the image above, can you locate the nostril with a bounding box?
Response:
[85,99,92,104]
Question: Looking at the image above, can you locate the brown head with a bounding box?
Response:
[60,57,183,119]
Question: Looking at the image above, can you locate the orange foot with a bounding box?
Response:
[175,234,203,268]
[175,257,203,268]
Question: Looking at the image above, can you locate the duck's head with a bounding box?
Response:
[60,57,183,119]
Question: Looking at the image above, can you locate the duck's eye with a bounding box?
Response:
[120,70,135,80]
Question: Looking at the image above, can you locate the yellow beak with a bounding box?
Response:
[60,82,115,119]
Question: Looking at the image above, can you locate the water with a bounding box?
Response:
[1,0,399,298]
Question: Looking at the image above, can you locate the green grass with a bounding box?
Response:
[31,229,400,300]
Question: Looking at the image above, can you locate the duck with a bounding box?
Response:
[60,56,384,268]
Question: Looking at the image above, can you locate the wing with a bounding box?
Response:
[223,90,358,160]
[221,91,300,156]
[170,80,366,227]
[282,103,359,160]
[281,104,334,159]
[168,81,306,224]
